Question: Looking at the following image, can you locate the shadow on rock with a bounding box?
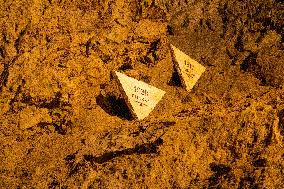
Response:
[168,68,183,87]
[278,109,284,136]
[96,94,133,120]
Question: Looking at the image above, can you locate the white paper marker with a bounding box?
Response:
[170,44,206,91]
[114,71,165,120]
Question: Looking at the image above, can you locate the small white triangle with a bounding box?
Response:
[114,71,165,120]
[170,44,206,91]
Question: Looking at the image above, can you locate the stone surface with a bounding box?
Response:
[1,1,283,188]
[18,106,51,129]
[114,71,165,120]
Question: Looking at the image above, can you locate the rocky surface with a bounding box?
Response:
[0,0,283,188]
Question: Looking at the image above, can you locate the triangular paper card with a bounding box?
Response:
[114,71,165,120]
[170,44,206,91]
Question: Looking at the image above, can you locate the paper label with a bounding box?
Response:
[171,44,206,91]
[114,71,165,120]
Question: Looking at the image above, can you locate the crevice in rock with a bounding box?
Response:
[84,137,163,164]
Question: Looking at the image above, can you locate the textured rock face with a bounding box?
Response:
[0,0,283,188]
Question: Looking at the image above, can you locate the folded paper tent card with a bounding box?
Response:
[113,45,205,120]
[170,44,206,91]
[114,71,166,120]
